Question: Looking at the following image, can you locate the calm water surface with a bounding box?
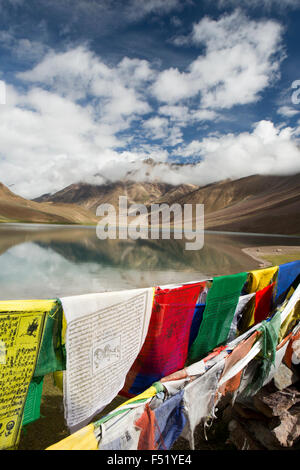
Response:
[0,223,299,300]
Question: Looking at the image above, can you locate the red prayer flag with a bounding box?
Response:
[254,282,275,325]
[122,282,205,396]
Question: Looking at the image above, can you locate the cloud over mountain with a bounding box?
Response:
[0,5,300,198]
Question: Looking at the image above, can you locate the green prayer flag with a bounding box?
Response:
[187,272,248,364]
[244,311,281,397]
[34,300,65,377]
[22,377,44,427]
[93,382,163,428]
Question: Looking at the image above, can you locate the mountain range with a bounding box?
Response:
[0,182,99,225]
[1,173,300,235]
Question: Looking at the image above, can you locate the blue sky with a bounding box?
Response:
[0,0,300,198]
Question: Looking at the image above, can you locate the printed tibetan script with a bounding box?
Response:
[0,312,45,449]
[62,288,154,429]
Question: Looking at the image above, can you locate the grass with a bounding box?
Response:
[261,252,300,265]
[0,217,23,223]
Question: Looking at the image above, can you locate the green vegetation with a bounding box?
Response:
[0,217,22,223]
[261,251,300,265]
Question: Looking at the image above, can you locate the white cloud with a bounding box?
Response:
[18,46,109,100]
[0,49,168,199]
[159,104,219,127]
[142,116,183,146]
[18,46,153,131]
[4,0,184,35]
[277,105,300,118]
[152,11,284,109]
[159,105,190,124]
[116,57,156,88]
[143,116,170,138]
[191,109,219,122]
[171,120,300,185]
[94,120,300,187]
[125,0,184,20]
[215,0,300,10]
[0,83,133,198]
[0,30,48,62]
[2,70,300,196]
[0,10,298,199]
[0,46,164,198]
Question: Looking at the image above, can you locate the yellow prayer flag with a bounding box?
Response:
[0,299,56,312]
[61,311,67,346]
[278,297,300,343]
[0,299,56,450]
[53,370,64,391]
[247,266,278,293]
[46,424,98,450]
[116,385,157,409]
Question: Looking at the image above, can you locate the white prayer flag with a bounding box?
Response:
[61,287,154,431]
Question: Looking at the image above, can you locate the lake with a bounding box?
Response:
[0,223,300,300]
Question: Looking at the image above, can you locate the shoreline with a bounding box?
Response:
[243,245,300,267]
[1,221,300,239]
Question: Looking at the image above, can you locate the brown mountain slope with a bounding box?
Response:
[189,174,300,235]
[35,181,198,212]
[205,190,300,235]
[139,174,300,235]
[0,183,98,224]
[136,174,300,235]
[164,174,300,214]
[2,173,300,235]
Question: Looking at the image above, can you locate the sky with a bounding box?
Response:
[0,0,300,198]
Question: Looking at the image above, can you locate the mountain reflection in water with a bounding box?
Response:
[0,224,299,300]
